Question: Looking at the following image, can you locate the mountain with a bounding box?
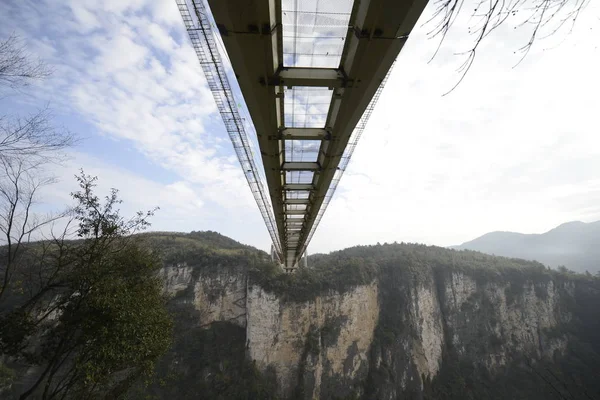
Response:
[4,232,600,399]
[129,235,600,400]
[454,220,600,273]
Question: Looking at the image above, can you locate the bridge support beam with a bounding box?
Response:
[280,128,329,141]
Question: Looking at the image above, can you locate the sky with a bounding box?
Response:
[0,0,599,254]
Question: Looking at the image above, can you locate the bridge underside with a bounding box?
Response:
[204,0,427,269]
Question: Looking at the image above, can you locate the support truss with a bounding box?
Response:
[176,0,282,259]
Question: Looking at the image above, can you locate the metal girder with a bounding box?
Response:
[207,0,287,253]
[281,162,320,171]
[286,210,306,215]
[207,0,428,269]
[281,128,329,140]
[285,219,304,226]
[285,199,309,205]
[270,68,347,88]
[284,184,313,191]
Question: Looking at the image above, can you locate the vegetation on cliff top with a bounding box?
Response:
[247,241,592,304]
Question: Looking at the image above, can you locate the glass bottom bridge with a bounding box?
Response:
[176,0,428,271]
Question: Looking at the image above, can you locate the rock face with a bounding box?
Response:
[162,263,193,293]
[161,255,593,400]
[246,282,379,398]
[194,269,247,327]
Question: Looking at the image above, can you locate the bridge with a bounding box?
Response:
[176,0,427,270]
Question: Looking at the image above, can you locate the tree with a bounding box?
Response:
[0,34,75,304]
[558,265,569,274]
[0,158,61,301]
[0,33,170,399]
[0,172,171,400]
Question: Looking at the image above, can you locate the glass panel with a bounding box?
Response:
[286,171,314,184]
[282,0,354,68]
[286,190,310,200]
[284,86,332,128]
[284,139,321,162]
[286,204,308,211]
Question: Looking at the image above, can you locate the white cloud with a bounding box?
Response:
[2,0,599,255]
[1,0,270,248]
[68,3,102,33]
[37,151,268,248]
[310,0,600,252]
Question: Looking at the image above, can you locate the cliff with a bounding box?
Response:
[131,234,600,400]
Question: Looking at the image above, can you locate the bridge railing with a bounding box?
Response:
[176,0,283,260]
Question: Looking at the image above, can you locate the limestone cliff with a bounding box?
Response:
[147,239,600,400]
[246,282,379,398]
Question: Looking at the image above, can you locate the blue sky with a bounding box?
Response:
[1,0,599,253]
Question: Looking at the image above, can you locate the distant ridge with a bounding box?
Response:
[453,220,600,273]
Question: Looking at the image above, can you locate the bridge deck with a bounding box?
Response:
[180,0,428,269]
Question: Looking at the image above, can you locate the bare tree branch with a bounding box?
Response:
[0,157,67,302]
[426,0,591,93]
[0,35,76,304]
[0,33,52,91]
[0,107,76,165]
[0,34,75,165]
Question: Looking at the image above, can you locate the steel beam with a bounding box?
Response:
[286,210,306,215]
[207,0,287,252]
[270,68,346,88]
[285,199,309,205]
[281,128,329,140]
[284,184,313,191]
[281,162,320,171]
